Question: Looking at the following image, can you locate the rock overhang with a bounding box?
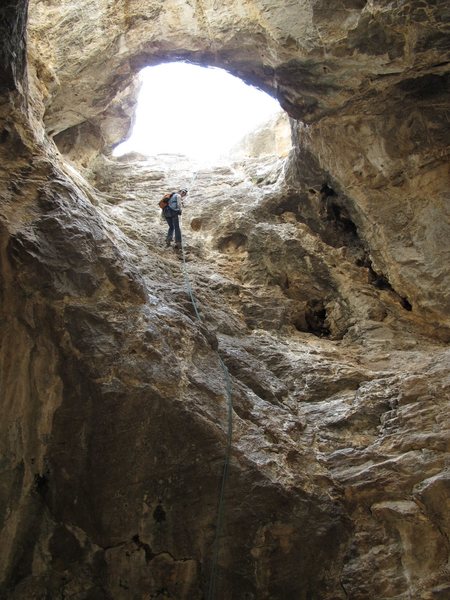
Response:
[26,0,449,143]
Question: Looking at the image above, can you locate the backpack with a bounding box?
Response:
[159,192,175,210]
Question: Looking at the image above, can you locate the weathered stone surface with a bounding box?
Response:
[0,0,449,599]
[0,0,29,94]
[289,84,450,335]
[25,0,450,332]
[229,111,292,160]
[27,0,450,129]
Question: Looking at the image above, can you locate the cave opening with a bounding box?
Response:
[113,61,286,163]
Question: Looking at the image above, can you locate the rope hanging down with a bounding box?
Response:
[207,353,233,600]
[179,174,233,600]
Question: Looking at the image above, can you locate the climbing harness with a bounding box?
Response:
[179,172,233,600]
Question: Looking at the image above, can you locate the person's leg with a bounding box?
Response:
[173,214,182,247]
[165,216,174,245]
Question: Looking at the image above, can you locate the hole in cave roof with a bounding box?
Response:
[113,61,287,164]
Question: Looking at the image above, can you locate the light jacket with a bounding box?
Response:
[168,193,182,213]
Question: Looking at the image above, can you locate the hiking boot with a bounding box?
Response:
[174,243,181,250]
[165,239,172,247]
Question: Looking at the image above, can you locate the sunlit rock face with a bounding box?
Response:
[229,111,292,160]
[0,1,449,599]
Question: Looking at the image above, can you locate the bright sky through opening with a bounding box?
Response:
[113,62,282,162]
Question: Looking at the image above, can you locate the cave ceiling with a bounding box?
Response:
[28,0,449,136]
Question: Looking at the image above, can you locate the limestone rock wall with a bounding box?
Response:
[0,0,449,599]
[289,75,450,336]
[27,0,449,128]
[25,0,450,330]
[90,151,450,599]
[229,111,292,160]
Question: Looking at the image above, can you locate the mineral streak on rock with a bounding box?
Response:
[0,0,449,599]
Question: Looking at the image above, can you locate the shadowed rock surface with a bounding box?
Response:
[0,1,449,599]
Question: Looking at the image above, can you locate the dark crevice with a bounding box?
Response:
[268,182,362,254]
[355,257,370,268]
[326,202,358,236]
[33,472,49,498]
[153,503,166,523]
[320,183,337,197]
[400,297,412,311]
[366,264,413,311]
[305,299,331,337]
[368,266,392,290]
[294,299,331,338]
[0,129,10,143]
[132,534,155,563]
[319,184,359,242]
[396,72,450,100]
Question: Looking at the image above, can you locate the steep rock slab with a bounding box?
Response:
[89,152,450,598]
[0,154,352,598]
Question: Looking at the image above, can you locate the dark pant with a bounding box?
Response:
[165,212,182,244]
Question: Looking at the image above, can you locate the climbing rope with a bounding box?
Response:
[207,354,233,600]
[179,172,233,600]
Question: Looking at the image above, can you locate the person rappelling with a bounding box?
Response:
[159,188,188,249]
